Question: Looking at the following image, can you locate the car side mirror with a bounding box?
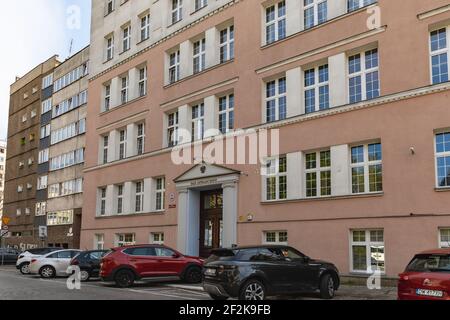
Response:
[172,253,180,258]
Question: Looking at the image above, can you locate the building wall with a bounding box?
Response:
[82,0,450,276]
[0,141,7,229]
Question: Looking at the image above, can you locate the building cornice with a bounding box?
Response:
[418,4,450,20]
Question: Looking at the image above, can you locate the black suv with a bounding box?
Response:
[70,250,109,281]
[203,246,340,300]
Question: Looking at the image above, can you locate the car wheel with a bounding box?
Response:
[40,266,56,279]
[184,266,202,284]
[208,293,229,301]
[239,279,266,301]
[19,263,30,275]
[80,270,90,282]
[319,274,336,299]
[114,270,135,288]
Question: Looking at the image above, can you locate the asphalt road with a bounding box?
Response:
[0,266,397,300]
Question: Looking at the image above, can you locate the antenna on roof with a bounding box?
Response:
[68,38,74,59]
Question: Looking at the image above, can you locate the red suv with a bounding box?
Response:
[100,245,203,288]
[398,249,450,300]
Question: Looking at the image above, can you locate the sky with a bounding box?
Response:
[0,0,92,142]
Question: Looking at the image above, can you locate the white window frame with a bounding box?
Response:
[42,74,53,89]
[350,143,383,194]
[137,123,145,155]
[304,0,328,29]
[264,156,287,201]
[120,76,129,104]
[191,103,205,141]
[265,1,286,45]
[104,84,111,111]
[169,50,180,84]
[439,228,450,248]
[35,202,47,216]
[122,24,131,52]
[138,67,147,97]
[99,187,107,216]
[218,94,234,134]
[106,35,114,61]
[106,0,115,14]
[429,27,450,85]
[155,177,166,211]
[40,124,51,139]
[151,232,165,245]
[140,13,150,42]
[263,231,288,245]
[305,150,331,198]
[116,184,124,214]
[350,229,385,274]
[135,181,144,213]
[193,38,206,74]
[348,0,377,12]
[37,175,48,190]
[194,0,207,11]
[119,129,127,160]
[116,233,136,247]
[41,98,52,114]
[167,111,179,147]
[102,135,109,164]
[171,0,183,24]
[435,132,450,188]
[265,77,287,123]
[47,210,74,226]
[219,25,234,63]
[38,148,49,164]
[348,49,380,103]
[304,64,329,113]
[95,234,105,250]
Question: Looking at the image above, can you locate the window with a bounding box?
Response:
[99,187,107,216]
[138,67,147,97]
[40,124,51,139]
[116,184,124,214]
[122,25,131,52]
[137,123,145,155]
[50,119,86,145]
[219,94,235,134]
[42,74,53,89]
[18,185,24,193]
[351,229,385,273]
[38,148,49,164]
[440,229,450,248]
[47,210,74,226]
[104,84,111,111]
[106,35,114,61]
[22,114,27,123]
[168,111,179,147]
[430,28,449,85]
[106,0,115,14]
[53,90,88,118]
[37,176,48,190]
[193,38,206,74]
[263,231,288,245]
[191,103,205,141]
[351,143,382,194]
[35,202,47,216]
[95,234,105,250]
[31,109,37,118]
[220,25,235,63]
[169,50,180,83]
[41,98,52,114]
[119,129,127,160]
[140,13,150,41]
[171,0,183,24]
[348,49,380,103]
[304,64,329,113]
[120,76,129,104]
[54,63,89,92]
[435,132,450,188]
[304,0,327,29]
[16,208,22,216]
[135,181,144,212]
[265,156,287,201]
[266,77,287,122]
[265,1,286,44]
[348,0,376,12]
[116,233,136,247]
[151,233,165,245]
[155,177,165,211]
[48,178,83,198]
[50,148,84,171]
[305,150,331,197]
[102,136,109,164]
[194,0,207,11]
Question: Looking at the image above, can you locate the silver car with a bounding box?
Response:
[29,249,81,278]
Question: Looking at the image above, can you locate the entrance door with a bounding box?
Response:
[199,190,223,258]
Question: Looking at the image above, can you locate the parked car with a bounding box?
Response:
[100,245,204,288]
[16,247,63,275]
[203,245,340,300]
[0,248,20,264]
[28,249,81,278]
[70,250,109,281]
[398,248,450,300]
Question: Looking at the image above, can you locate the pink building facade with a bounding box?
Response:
[81,0,450,278]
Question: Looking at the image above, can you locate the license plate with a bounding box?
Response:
[416,289,444,298]
[205,268,217,276]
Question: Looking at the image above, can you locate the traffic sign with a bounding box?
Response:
[1,225,8,231]
[0,230,8,238]
[1,217,10,226]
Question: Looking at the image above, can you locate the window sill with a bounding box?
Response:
[119,48,131,56]
[96,211,166,219]
[261,192,384,205]
[191,5,207,16]
[435,187,450,192]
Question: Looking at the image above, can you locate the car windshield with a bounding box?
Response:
[206,249,237,263]
[406,254,450,273]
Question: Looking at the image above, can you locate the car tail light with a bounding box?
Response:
[70,259,79,266]
[399,274,409,281]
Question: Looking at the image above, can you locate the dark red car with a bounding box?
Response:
[100,244,204,288]
[398,248,450,300]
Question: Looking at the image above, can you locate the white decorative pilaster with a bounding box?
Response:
[222,181,238,247]
[331,144,350,196]
[123,182,133,214]
[126,123,137,157]
[180,40,193,79]
[329,53,348,108]
[286,67,303,117]
[204,95,217,138]
[205,27,220,68]
[107,130,118,163]
[287,152,303,199]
